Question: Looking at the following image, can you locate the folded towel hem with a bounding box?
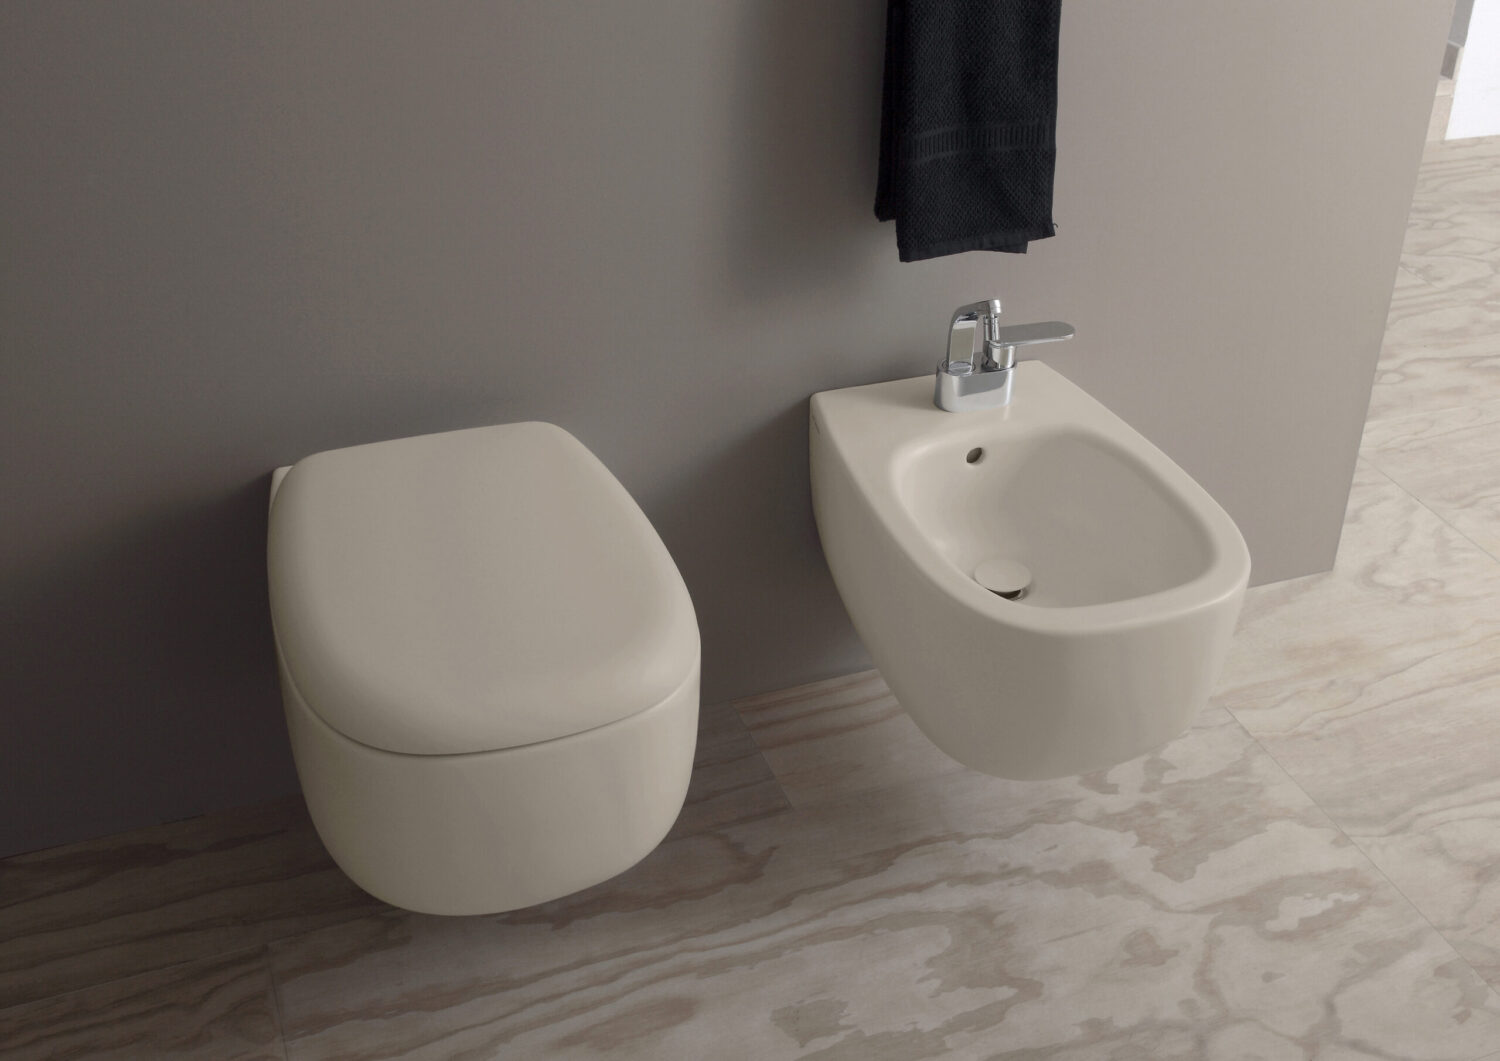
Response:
[897,222,1057,262]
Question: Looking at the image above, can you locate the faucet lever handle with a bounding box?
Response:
[987,321,1075,348]
[980,320,1074,372]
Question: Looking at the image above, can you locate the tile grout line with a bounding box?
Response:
[1227,453,1500,1001]
[1216,697,1500,1002]
[1348,461,1500,999]
[725,698,799,810]
[1394,261,1447,295]
[1362,394,1500,445]
[727,674,980,812]
[266,941,292,1061]
[1358,452,1500,569]
[744,658,1500,1003]
[1358,183,1500,1019]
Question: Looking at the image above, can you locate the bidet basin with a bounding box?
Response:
[899,429,1215,608]
[810,363,1250,779]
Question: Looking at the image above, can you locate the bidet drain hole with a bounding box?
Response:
[966,447,984,464]
[974,557,1032,600]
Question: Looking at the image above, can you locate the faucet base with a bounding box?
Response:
[934,363,1014,411]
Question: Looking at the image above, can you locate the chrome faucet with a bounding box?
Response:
[934,299,1075,411]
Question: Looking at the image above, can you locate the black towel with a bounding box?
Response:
[875,0,1061,262]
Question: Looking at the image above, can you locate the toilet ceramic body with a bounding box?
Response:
[267,422,699,916]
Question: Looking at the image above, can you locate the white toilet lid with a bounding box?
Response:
[267,422,699,755]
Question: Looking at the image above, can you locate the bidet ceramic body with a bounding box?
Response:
[810,364,1250,779]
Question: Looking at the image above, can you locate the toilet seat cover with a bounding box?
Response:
[267,422,699,755]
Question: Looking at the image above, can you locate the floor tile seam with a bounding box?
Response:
[1225,642,1500,750]
[684,769,787,803]
[1381,261,1500,301]
[267,941,292,1061]
[1398,240,1500,266]
[1405,200,1500,224]
[744,702,906,750]
[1339,834,1500,1010]
[1357,454,1500,568]
[1376,327,1500,355]
[1395,263,1440,292]
[267,885,915,1056]
[1398,261,1500,298]
[700,695,811,816]
[1360,398,1500,451]
[731,693,888,731]
[1418,136,1500,163]
[1361,403,1499,435]
[1402,191,1500,218]
[749,729,969,811]
[1218,702,1500,1004]
[0,938,273,1020]
[1402,226,1500,251]
[729,672,977,809]
[1382,280,1489,308]
[728,699,806,810]
[1393,275,1500,304]
[665,802,797,846]
[1394,260,1452,294]
[1328,786,1500,844]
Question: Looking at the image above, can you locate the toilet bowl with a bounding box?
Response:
[267,422,699,915]
[811,365,1250,779]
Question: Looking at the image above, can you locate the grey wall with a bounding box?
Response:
[0,1,1448,857]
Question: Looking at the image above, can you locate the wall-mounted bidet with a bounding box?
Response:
[267,422,699,915]
[811,300,1250,779]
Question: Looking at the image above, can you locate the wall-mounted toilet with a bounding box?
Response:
[266,421,699,916]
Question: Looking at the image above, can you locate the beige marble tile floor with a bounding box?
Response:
[6,113,1500,1061]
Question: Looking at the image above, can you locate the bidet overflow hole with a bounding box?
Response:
[966,447,984,464]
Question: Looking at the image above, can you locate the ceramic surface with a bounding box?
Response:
[809,367,1250,778]
[266,423,700,915]
[7,115,1500,1061]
